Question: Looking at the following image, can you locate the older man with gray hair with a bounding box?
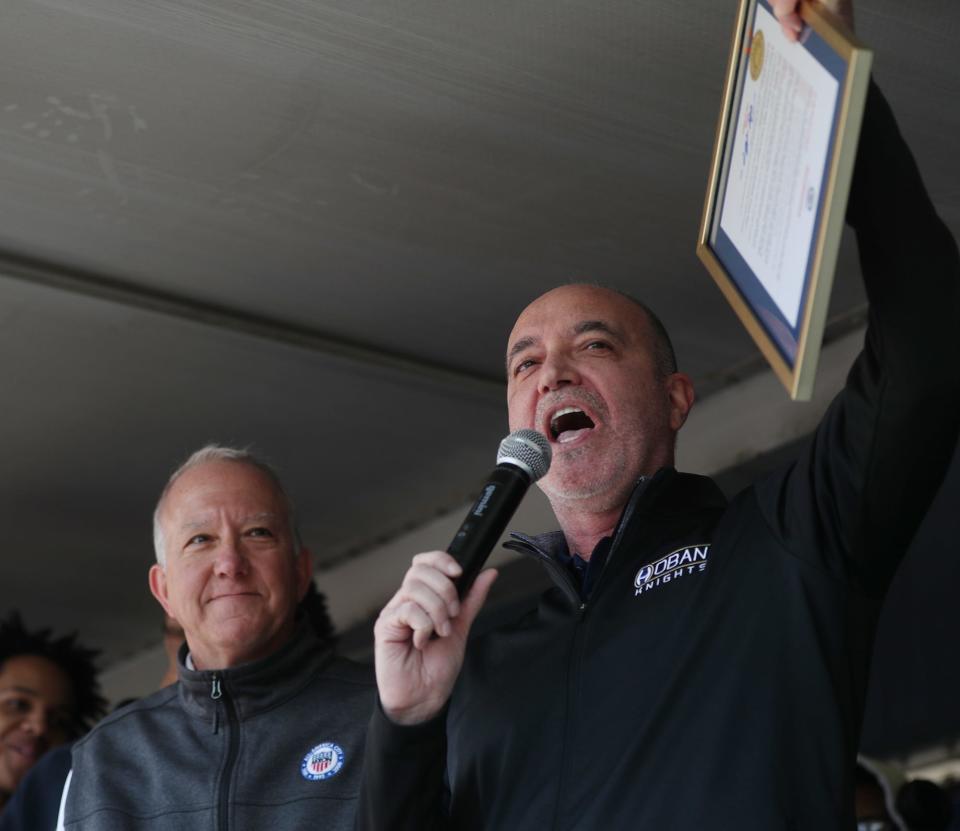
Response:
[57,445,374,831]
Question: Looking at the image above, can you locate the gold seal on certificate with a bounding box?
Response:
[696,0,872,400]
[749,30,765,81]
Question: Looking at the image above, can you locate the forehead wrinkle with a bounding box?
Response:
[179,514,215,532]
[242,512,281,525]
[179,511,280,532]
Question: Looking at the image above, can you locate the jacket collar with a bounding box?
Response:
[176,619,333,720]
[507,468,727,561]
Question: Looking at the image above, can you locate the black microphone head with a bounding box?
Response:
[496,429,551,482]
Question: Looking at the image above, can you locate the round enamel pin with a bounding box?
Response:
[301,742,344,781]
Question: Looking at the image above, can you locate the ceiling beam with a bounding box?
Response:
[0,250,506,400]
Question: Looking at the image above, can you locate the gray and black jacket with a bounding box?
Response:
[64,623,374,830]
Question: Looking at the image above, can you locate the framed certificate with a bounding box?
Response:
[697,0,872,400]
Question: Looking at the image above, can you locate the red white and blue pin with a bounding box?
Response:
[301,742,344,781]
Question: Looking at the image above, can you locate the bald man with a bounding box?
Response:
[359,2,960,829]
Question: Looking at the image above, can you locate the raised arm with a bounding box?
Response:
[756,73,960,587]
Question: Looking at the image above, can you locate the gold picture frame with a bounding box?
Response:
[696,0,872,400]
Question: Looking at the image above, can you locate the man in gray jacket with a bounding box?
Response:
[58,445,375,830]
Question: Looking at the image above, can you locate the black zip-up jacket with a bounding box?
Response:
[64,623,374,830]
[358,83,960,830]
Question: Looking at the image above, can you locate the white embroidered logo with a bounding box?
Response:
[634,544,710,597]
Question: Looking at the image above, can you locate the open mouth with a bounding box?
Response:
[549,406,596,443]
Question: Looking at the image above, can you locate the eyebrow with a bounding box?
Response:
[506,335,538,372]
[505,320,626,373]
[179,512,280,532]
[573,319,626,342]
[0,685,41,696]
[0,687,75,723]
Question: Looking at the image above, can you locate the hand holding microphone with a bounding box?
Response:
[448,429,551,597]
[373,429,551,725]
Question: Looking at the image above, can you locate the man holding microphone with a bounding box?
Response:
[359,1,960,828]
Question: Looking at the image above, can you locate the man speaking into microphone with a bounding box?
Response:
[359,2,960,828]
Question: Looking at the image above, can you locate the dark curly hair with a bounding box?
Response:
[0,612,107,736]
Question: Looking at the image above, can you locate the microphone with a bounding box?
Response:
[448,429,551,598]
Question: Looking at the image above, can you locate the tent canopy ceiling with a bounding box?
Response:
[1,1,958,755]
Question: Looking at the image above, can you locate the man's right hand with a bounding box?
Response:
[373,550,498,726]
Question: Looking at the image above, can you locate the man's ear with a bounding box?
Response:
[666,372,696,432]
[148,564,174,617]
[296,546,314,600]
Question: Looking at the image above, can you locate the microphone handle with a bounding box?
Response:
[448,464,531,598]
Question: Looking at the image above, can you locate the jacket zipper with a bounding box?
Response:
[505,473,667,827]
[549,605,590,830]
[212,674,239,831]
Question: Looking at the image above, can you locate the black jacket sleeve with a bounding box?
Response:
[756,81,960,594]
[355,700,449,831]
[0,743,72,831]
